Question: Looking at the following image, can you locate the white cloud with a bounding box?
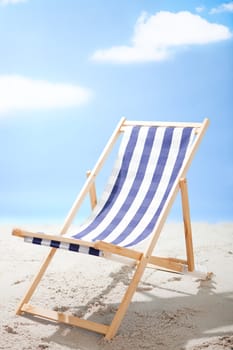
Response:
[0,75,92,115]
[210,2,233,14]
[195,6,205,13]
[91,11,232,63]
[0,0,27,5]
[92,45,169,63]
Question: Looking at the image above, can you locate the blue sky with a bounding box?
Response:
[0,0,232,224]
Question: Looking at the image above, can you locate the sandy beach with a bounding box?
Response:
[0,222,233,350]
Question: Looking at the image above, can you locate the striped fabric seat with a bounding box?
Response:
[65,125,195,248]
[23,125,195,255]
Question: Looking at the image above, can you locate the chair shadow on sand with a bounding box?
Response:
[22,263,233,350]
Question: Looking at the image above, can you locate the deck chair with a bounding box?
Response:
[12,117,209,339]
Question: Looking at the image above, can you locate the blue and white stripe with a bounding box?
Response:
[24,236,102,256]
[66,125,195,248]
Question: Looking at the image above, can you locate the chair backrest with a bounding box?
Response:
[71,125,196,247]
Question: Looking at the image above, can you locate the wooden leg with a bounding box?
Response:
[105,256,148,340]
[16,248,57,314]
[179,178,194,272]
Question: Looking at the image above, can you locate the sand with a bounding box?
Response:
[0,222,233,350]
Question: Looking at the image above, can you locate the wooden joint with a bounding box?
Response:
[12,228,24,238]
[179,177,187,185]
[95,241,142,261]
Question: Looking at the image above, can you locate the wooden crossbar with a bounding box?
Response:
[12,228,97,248]
[12,229,189,273]
[148,256,185,273]
[21,304,109,335]
[122,120,203,128]
[12,228,143,261]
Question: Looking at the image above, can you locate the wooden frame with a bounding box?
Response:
[12,117,209,340]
